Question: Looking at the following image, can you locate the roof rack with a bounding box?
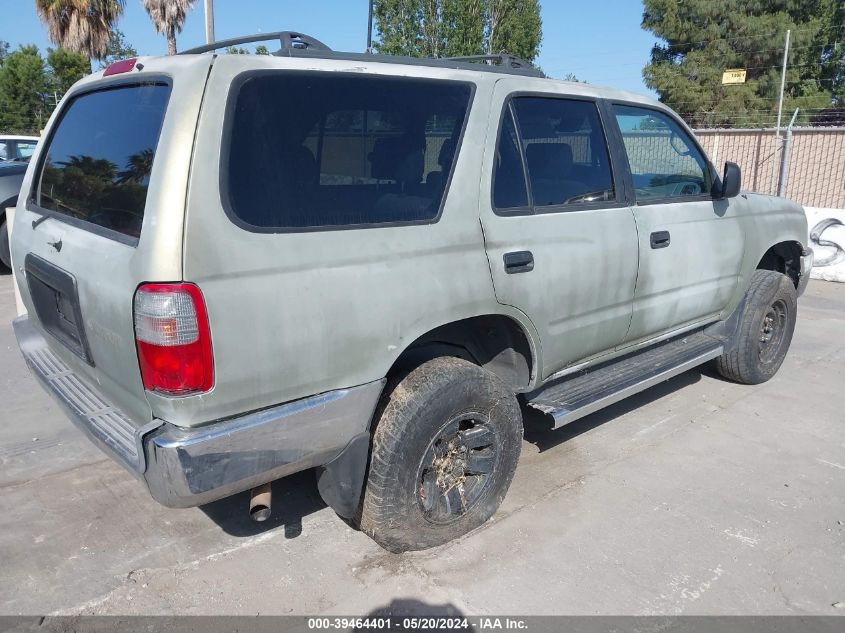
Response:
[178,31,545,79]
[442,54,544,77]
[179,31,331,55]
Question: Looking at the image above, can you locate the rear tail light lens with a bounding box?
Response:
[133,283,213,395]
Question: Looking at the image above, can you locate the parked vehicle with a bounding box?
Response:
[0,160,28,269]
[0,136,39,162]
[11,33,813,552]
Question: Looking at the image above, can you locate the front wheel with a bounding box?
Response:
[359,357,523,552]
[716,270,798,385]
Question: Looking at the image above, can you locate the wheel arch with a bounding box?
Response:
[386,313,539,393]
[756,240,804,288]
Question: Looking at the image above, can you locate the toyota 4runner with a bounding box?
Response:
[11,32,813,552]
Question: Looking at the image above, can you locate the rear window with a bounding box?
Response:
[33,83,170,240]
[225,73,473,230]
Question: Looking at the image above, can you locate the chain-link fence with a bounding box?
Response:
[694,127,845,209]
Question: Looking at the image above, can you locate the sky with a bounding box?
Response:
[1,0,659,97]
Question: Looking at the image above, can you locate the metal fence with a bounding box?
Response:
[694,127,845,209]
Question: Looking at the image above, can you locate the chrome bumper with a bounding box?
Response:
[797,247,814,297]
[14,316,383,508]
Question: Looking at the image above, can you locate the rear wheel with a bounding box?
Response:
[716,270,798,385]
[359,357,523,552]
[0,218,11,271]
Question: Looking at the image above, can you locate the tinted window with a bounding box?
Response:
[226,73,472,229]
[34,84,170,239]
[493,107,529,210]
[613,105,710,201]
[512,97,614,207]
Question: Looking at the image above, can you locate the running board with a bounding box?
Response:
[527,332,724,429]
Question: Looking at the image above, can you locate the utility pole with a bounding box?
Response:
[775,29,790,137]
[204,0,215,45]
[366,0,374,53]
[771,29,790,194]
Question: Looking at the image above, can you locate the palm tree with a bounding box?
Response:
[34,0,125,66]
[141,0,196,56]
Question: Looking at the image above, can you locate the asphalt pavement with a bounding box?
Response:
[1,274,843,616]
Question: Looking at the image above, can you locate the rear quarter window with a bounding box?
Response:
[32,83,170,240]
[224,72,473,230]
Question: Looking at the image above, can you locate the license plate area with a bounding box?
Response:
[25,253,94,365]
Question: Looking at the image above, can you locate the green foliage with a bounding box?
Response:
[101,29,138,67]
[374,0,542,62]
[47,48,90,96]
[487,0,542,60]
[255,45,270,55]
[225,46,248,55]
[0,41,9,66]
[0,45,49,134]
[642,0,844,127]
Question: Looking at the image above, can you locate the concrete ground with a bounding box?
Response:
[0,274,843,616]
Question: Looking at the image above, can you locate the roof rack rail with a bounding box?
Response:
[442,54,544,77]
[179,31,332,56]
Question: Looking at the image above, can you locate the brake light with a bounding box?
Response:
[103,58,137,76]
[133,283,214,395]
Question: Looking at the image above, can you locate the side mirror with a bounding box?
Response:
[717,161,741,199]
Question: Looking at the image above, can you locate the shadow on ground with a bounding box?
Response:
[522,368,703,451]
[200,469,327,538]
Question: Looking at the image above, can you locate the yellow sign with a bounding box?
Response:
[722,69,747,85]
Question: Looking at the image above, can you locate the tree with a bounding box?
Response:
[0,46,49,133]
[142,0,196,56]
[810,100,845,126]
[374,0,542,62]
[47,48,90,98]
[642,0,843,127]
[101,28,138,66]
[0,41,10,66]
[34,0,126,67]
[486,0,541,60]
[255,45,270,55]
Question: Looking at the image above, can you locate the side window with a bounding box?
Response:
[493,107,529,210]
[512,97,615,207]
[226,74,472,229]
[15,142,37,161]
[0,142,7,160]
[613,105,710,201]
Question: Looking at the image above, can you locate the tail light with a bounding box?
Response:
[133,283,214,395]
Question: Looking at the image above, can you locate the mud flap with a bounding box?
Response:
[316,432,371,519]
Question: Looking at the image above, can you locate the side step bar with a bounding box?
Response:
[527,332,724,429]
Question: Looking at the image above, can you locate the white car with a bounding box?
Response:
[0,136,39,162]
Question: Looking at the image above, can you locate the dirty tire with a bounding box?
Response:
[716,270,797,385]
[0,219,10,271]
[359,357,523,553]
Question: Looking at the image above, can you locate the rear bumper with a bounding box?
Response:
[797,247,814,297]
[14,316,383,508]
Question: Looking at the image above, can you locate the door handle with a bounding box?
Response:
[650,231,671,249]
[503,250,534,274]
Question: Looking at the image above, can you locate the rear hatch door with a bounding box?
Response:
[11,56,212,427]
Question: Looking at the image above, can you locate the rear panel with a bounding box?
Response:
[11,55,212,427]
[166,56,519,427]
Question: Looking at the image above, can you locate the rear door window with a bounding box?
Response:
[225,73,473,230]
[511,97,615,208]
[33,83,170,240]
